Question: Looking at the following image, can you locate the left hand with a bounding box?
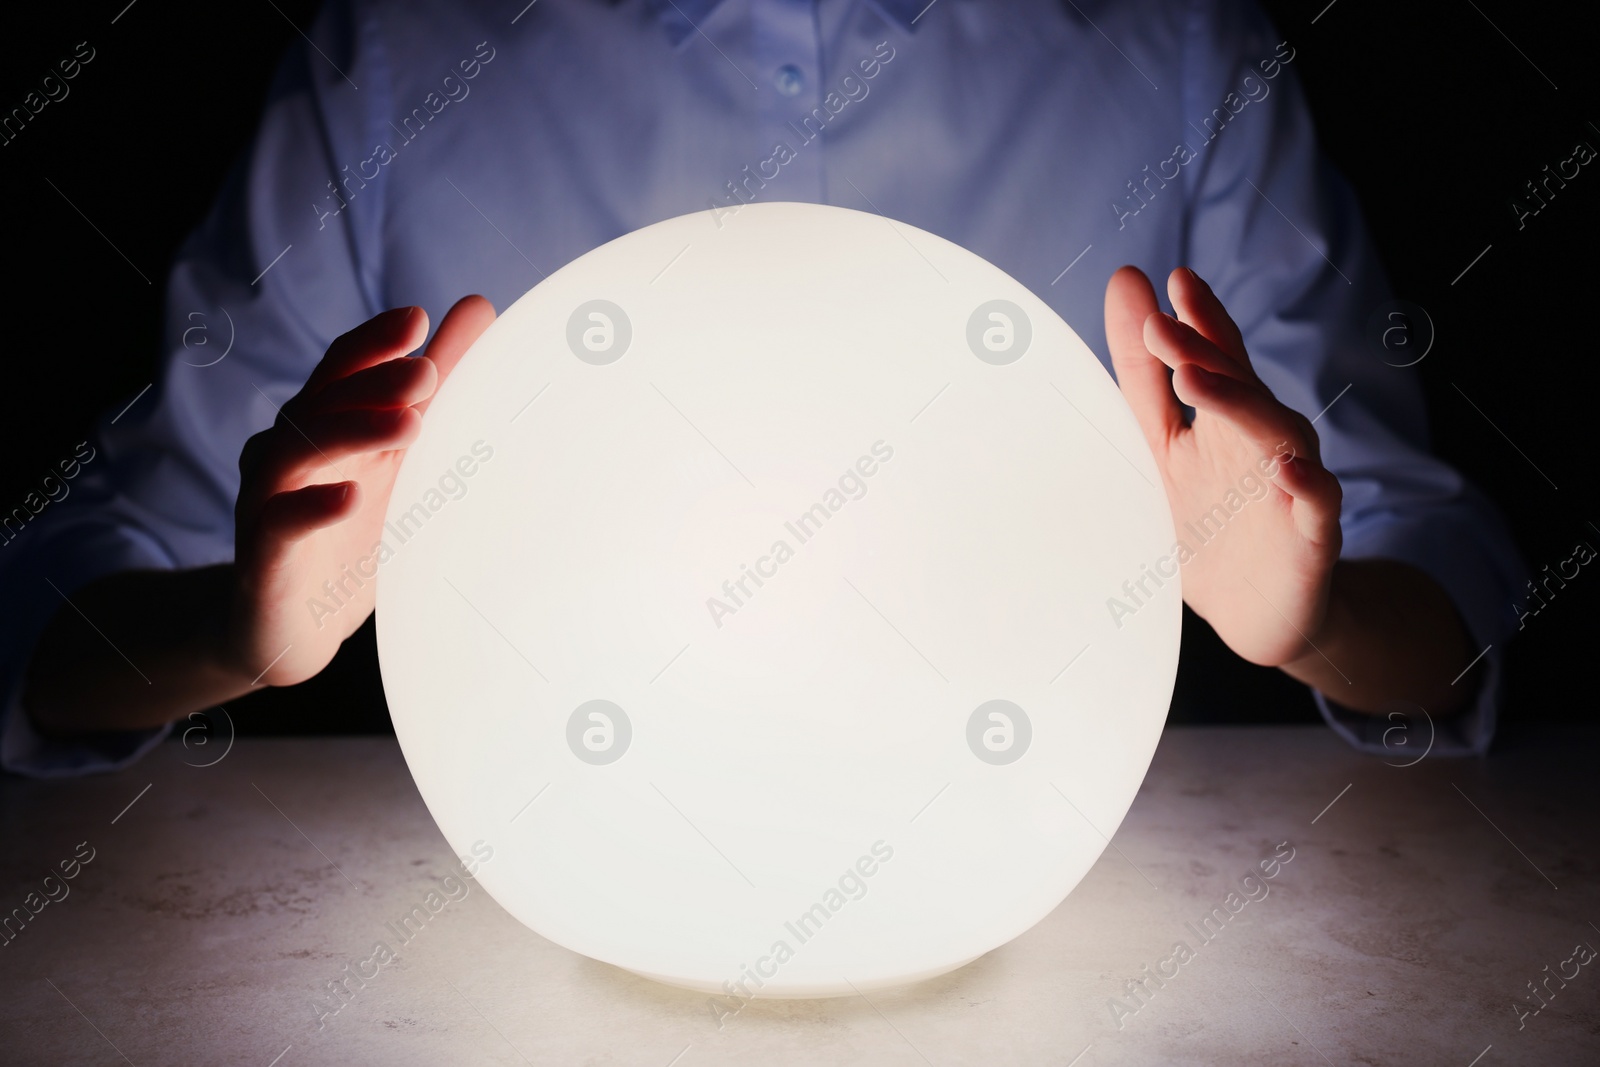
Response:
[1104,265,1343,666]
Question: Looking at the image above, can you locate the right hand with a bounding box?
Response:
[225,297,496,687]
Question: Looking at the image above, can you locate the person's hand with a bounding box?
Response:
[1104,266,1342,667]
[225,296,496,686]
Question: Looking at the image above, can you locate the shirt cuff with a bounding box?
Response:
[1,683,172,778]
[1309,504,1518,759]
[0,523,180,778]
[1312,644,1500,759]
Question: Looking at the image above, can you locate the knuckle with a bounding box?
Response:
[239,429,270,473]
[278,390,310,422]
[1300,416,1321,453]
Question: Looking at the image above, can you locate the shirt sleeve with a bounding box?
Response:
[1177,0,1527,756]
[0,0,383,776]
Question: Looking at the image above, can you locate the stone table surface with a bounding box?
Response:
[1,725,1596,1066]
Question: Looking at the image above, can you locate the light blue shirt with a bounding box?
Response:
[0,0,1525,775]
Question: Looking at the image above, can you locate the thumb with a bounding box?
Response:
[417,295,496,415]
[1105,265,1183,449]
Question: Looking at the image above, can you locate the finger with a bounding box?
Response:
[304,353,439,415]
[243,408,421,506]
[1168,268,1253,373]
[254,481,360,547]
[1272,445,1343,522]
[1171,363,1315,460]
[1143,311,1248,381]
[417,295,496,415]
[1105,266,1184,446]
[301,306,430,399]
[242,406,415,478]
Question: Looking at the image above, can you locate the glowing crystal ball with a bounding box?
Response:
[377,202,1180,997]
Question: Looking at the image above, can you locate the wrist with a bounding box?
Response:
[200,563,261,689]
[1278,561,1356,697]
[1300,560,1349,658]
[1278,559,1478,715]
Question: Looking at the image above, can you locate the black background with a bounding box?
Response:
[0,1,1593,739]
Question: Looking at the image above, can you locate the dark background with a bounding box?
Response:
[0,1,1593,740]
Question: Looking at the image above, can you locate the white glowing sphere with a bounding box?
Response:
[377,202,1179,997]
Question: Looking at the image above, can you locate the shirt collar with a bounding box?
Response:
[638,0,926,47]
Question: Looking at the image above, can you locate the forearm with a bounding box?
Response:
[21,564,256,735]
[1280,559,1480,715]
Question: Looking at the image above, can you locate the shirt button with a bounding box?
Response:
[774,64,805,96]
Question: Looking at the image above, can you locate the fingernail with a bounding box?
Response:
[385,306,423,330]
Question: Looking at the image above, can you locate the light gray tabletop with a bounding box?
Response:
[2,726,1595,1066]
